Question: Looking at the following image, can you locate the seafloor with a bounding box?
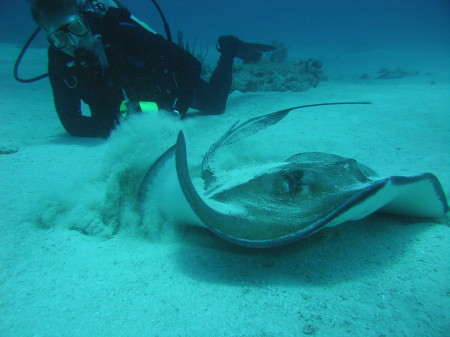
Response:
[1,42,449,336]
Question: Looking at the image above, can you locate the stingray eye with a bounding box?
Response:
[281,170,305,194]
[292,170,304,180]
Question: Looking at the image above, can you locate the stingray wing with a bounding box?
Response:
[137,145,176,202]
[176,131,448,248]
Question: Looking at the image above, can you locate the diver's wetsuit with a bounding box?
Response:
[48,7,233,137]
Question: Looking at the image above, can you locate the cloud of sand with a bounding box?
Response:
[30,113,188,238]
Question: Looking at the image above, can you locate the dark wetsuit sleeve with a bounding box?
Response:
[48,48,117,138]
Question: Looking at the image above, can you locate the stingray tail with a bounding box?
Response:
[201,101,371,188]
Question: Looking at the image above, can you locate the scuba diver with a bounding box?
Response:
[27,0,276,137]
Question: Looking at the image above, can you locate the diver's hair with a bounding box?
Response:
[30,0,79,26]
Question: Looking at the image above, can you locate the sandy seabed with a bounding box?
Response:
[1,43,449,337]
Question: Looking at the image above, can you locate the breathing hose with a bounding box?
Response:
[13,26,49,83]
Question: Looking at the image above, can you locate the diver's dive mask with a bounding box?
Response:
[47,15,90,50]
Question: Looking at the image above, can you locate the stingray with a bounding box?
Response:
[138,103,449,248]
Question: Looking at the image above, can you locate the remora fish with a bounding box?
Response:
[138,103,449,248]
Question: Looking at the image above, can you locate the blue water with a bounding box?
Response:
[3,0,450,55]
[1,2,450,337]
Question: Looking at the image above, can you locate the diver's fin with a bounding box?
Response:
[217,35,276,64]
